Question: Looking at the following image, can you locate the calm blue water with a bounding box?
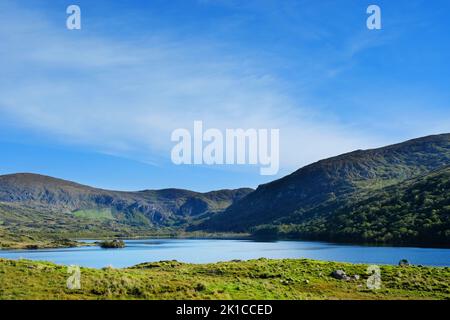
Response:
[0,239,448,268]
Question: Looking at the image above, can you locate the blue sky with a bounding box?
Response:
[0,0,449,191]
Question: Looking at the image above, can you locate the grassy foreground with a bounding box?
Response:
[0,258,449,300]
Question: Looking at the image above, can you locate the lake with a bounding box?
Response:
[0,239,449,268]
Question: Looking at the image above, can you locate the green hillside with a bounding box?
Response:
[252,166,450,245]
[198,134,450,246]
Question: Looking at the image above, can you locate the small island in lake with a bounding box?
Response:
[99,239,125,249]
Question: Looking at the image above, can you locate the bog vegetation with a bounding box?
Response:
[1,258,449,300]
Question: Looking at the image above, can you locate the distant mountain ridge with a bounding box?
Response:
[0,173,253,227]
[197,133,450,245]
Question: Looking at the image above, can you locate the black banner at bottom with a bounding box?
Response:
[0,300,446,319]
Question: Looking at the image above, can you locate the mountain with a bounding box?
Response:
[251,165,450,246]
[1,134,449,247]
[0,173,253,228]
[310,165,450,244]
[197,134,450,245]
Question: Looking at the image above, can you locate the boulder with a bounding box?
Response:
[331,270,350,280]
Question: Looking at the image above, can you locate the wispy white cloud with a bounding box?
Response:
[0,1,389,174]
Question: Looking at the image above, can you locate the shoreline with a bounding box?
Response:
[1,238,449,268]
[2,232,449,250]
